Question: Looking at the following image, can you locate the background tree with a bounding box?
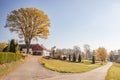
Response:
[68,49,74,55]
[5,8,50,53]
[73,46,81,55]
[109,50,115,61]
[0,42,8,52]
[84,44,91,59]
[81,52,85,59]
[51,46,56,58]
[95,47,108,65]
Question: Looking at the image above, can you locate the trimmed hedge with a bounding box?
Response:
[0,52,22,64]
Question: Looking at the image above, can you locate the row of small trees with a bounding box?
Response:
[68,53,82,62]
[51,46,107,64]
[51,45,92,60]
[50,52,95,64]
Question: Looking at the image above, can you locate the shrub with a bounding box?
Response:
[62,56,67,60]
[0,42,8,52]
[0,52,22,64]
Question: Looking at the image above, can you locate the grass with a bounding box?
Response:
[105,62,120,80]
[39,57,103,73]
[0,59,24,77]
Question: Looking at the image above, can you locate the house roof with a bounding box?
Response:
[32,44,44,51]
[19,44,50,52]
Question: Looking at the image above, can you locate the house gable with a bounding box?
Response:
[19,44,50,56]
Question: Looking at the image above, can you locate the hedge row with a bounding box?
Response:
[0,52,22,64]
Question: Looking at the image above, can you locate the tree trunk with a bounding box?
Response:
[101,60,103,65]
[25,41,30,54]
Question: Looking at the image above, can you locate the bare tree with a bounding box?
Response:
[84,44,91,59]
[73,46,81,55]
[51,46,56,58]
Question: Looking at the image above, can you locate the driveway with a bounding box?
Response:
[0,56,112,80]
[0,56,61,80]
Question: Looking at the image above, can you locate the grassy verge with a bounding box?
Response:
[105,62,120,80]
[39,57,103,73]
[0,59,24,77]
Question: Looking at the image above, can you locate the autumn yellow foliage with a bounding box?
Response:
[0,42,7,52]
[95,47,108,64]
[5,8,50,53]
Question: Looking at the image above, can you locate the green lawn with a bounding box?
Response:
[0,59,24,77]
[39,57,103,73]
[105,62,120,80]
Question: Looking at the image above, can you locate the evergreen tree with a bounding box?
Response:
[68,54,71,61]
[92,55,95,64]
[72,53,76,62]
[9,39,16,52]
[9,39,20,53]
[78,54,81,62]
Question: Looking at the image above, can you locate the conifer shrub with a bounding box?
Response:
[78,54,81,62]
[72,53,76,62]
[68,54,71,61]
[92,55,95,64]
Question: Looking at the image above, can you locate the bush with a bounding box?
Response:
[0,42,8,52]
[62,56,67,60]
[0,52,22,64]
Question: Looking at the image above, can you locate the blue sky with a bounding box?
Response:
[0,0,120,51]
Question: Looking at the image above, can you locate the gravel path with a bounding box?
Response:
[0,56,112,80]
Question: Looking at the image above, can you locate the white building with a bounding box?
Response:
[19,44,50,56]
